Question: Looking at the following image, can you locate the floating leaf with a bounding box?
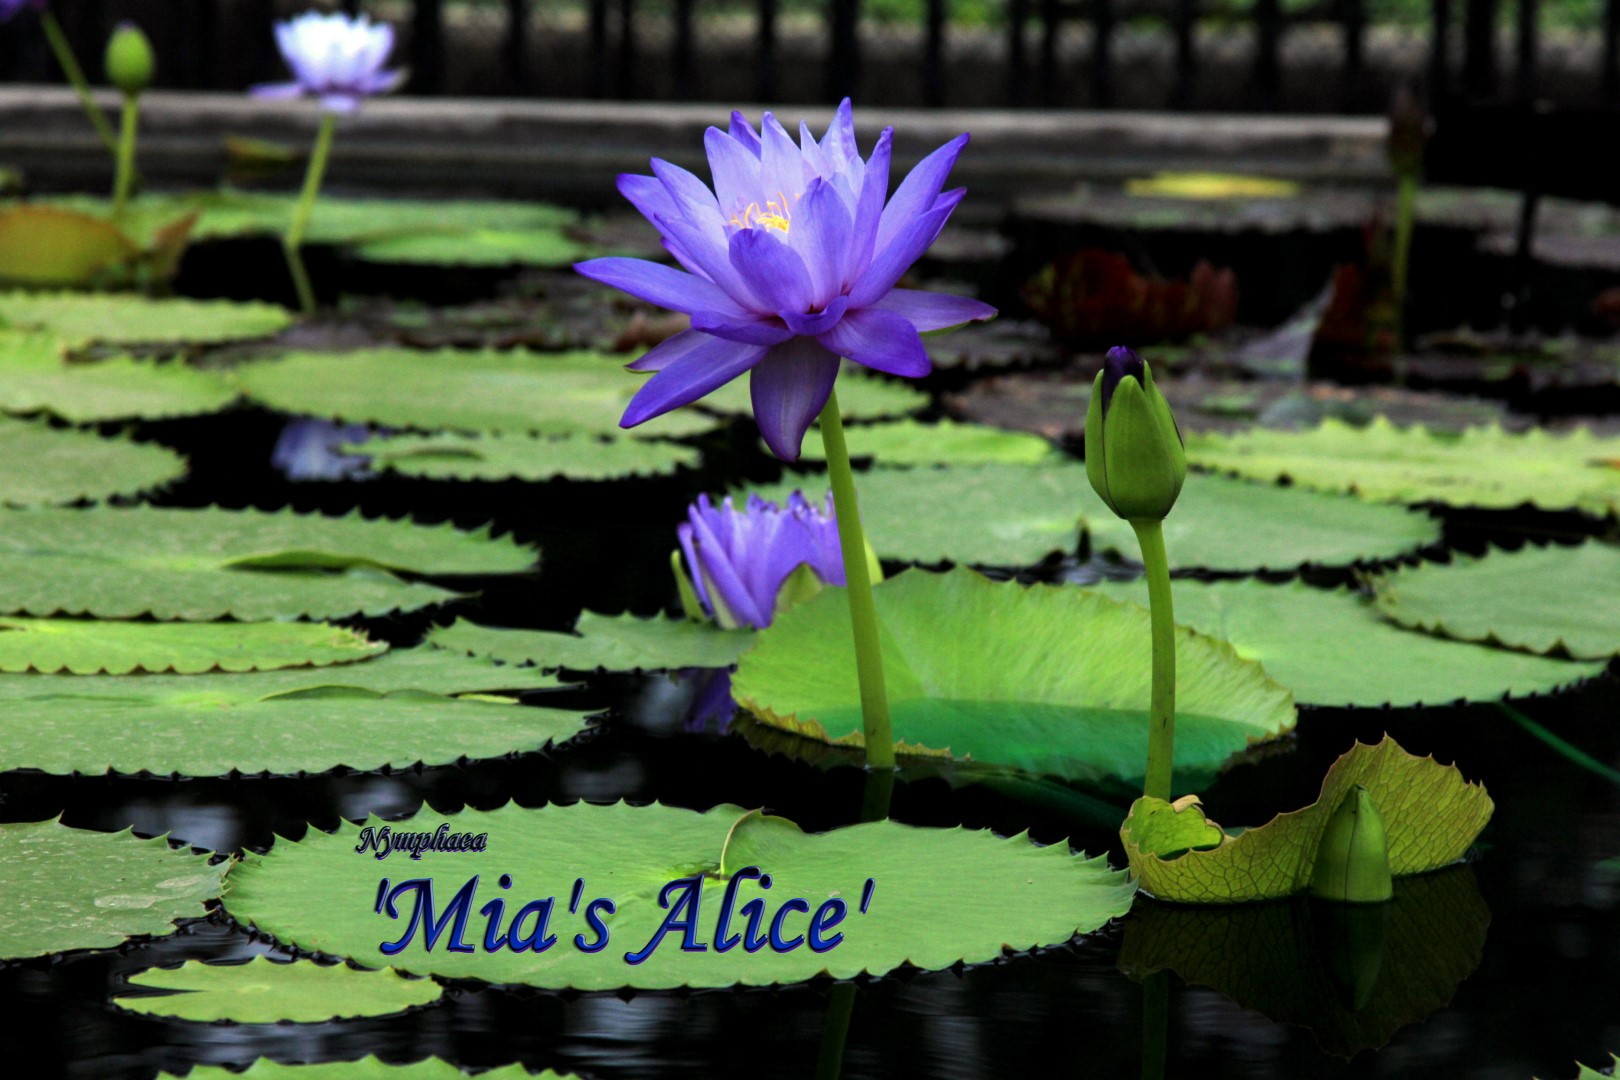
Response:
[0,649,589,776]
[0,416,185,506]
[744,464,1088,567]
[0,330,236,422]
[0,617,384,674]
[0,506,534,621]
[116,956,442,1022]
[1373,542,1620,659]
[0,291,290,347]
[1186,417,1620,515]
[158,1059,574,1080]
[733,567,1294,791]
[352,431,700,482]
[1083,472,1440,572]
[354,227,595,268]
[0,819,225,960]
[233,348,716,439]
[701,365,928,421]
[430,613,753,672]
[1119,738,1494,904]
[1124,172,1303,199]
[0,205,137,286]
[1090,578,1601,706]
[791,419,1059,467]
[1118,865,1489,1056]
[225,801,1133,990]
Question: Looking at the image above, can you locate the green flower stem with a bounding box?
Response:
[39,11,118,157]
[112,95,138,216]
[817,388,896,804]
[1392,170,1418,345]
[814,982,857,1079]
[283,112,337,316]
[1130,517,1176,802]
[1141,970,1170,1080]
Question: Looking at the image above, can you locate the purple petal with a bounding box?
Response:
[821,99,859,172]
[319,94,363,113]
[847,203,952,309]
[782,294,850,337]
[622,335,769,428]
[758,114,804,209]
[357,67,406,95]
[623,328,710,373]
[869,288,998,331]
[249,82,306,101]
[818,307,931,378]
[651,158,724,230]
[619,173,678,228]
[799,122,831,180]
[729,229,815,316]
[575,256,749,318]
[690,312,794,345]
[875,133,968,255]
[750,338,841,461]
[791,178,853,307]
[847,127,893,283]
[677,517,711,614]
[654,210,763,310]
[686,502,773,628]
[729,112,763,158]
[705,127,762,220]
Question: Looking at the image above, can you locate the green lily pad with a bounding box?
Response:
[732,567,1295,792]
[1372,542,1620,659]
[1083,472,1441,572]
[224,801,1133,990]
[430,612,753,672]
[352,431,700,482]
[0,416,186,506]
[116,956,442,1022]
[1090,577,1602,707]
[1119,737,1494,904]
[233,348,717,439]
[0,617,384,674]
[0,330,237,423]
[702,366,928,422]
[0,291,290,347]
[792,419,1060,467]
[0,649,590,776]
[0,505,534,620]
[1186,417,1620,515]
[354,227,596,268]
[0,819,226,960]
[1562,1057,1620,1080]
[743,464,1088,567]
[158,1060,575,1080]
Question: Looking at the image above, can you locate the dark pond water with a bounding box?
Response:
[3,275,1620,1079]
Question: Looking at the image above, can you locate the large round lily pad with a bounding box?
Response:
[353,431,700,482]
[732,567,1295,791]
[430,613,753,673]
[1372,542,1620,659]
[0,617,384,674]
[224,801,1134,990]
[0,819,225,961]
[1091,577,1602,707]
[115,956,442,1022]
[0,417,186,507]
[0,291,290,347]
[791,418,1059,467]
[0,330,236,423]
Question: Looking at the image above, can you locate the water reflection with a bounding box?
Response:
[1118,865,1490,1057]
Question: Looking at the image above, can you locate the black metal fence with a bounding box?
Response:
[4,0,1620,110]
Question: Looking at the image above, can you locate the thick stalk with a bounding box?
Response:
[1392,170,1418,347]
[1130,518,1176,801]
[1140,971,1170,1080]
[39,11,118,156]
[112,95,138,215]
[283,112,337,315]
[817,390,896,799]
[814,983,857,1079]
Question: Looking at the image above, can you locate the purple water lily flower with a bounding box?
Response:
[576,100,997,460]
[678,491,845,630]
[250,11,404,113]
[0,0,45,24]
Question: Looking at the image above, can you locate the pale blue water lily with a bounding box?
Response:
[677,491,846,630]
[250,11,405,112]
[577,100,997,460]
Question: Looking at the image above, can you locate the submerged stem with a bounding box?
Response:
[817,389,895,818]
[283,111,337,315]
[1131,518,1177,802]
[1392,170,1418,346]
[39,11,118,157]
[112,95,138,216]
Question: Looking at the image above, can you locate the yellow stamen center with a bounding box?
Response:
[729,191,800,234]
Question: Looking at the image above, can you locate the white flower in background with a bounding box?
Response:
[250,11,405,112]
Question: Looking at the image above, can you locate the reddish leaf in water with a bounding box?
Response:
[1020,248,1237,349]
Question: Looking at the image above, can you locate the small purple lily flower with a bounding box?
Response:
[576,100,997,461]
[677,491,845,630]
[0,0,45,24]
[250,11,405,113]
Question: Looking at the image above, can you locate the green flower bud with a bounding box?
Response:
[1085,347,1186,522]
[1309,784,1394,904]
[105,21,155,97]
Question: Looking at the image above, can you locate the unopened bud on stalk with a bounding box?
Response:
[1085,346,1187,522]
[1309,784,1394,904]
[104,21,154,97]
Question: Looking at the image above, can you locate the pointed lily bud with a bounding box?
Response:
[105,22,154,97]
[1085,347,1186,522]
[1309,784,1394,904]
